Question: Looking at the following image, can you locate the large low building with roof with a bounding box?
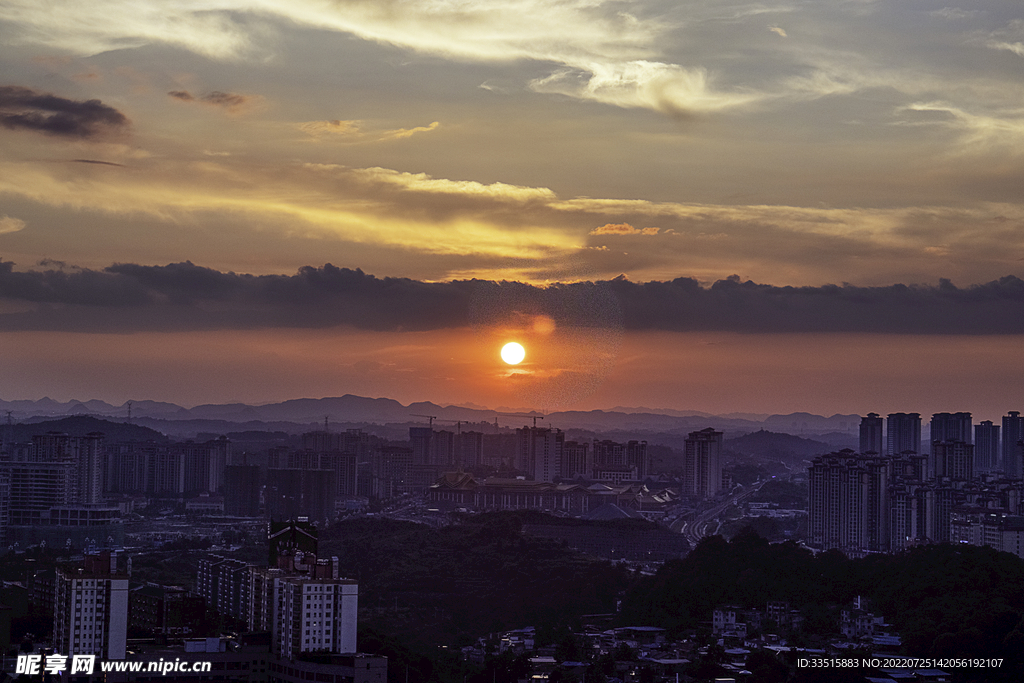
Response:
[427,472,678,516]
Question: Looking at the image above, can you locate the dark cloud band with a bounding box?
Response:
[0,85,128,138]
[0,260,1021,334]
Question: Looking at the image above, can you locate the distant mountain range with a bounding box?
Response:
[0,394,862,439]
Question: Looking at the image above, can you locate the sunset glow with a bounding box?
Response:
[0,1,1021,415]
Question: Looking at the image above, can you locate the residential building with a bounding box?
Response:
[684,428,723,499]
[53,551,129,660]
[975,421,1000,473]
[807,451,890,554]
[860,413,884,455]
[886,413,921,456]
[929,412,972,456]
[516,427,564,483]
[129,585,205,636]
[932,441,974,481]
[224,464,261,516]
[1003,411,1024,478]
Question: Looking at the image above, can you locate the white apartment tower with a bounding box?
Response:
[249,552,359,660]
[53,551,129,660]
[273,577,358,659]
[516,427,564,483]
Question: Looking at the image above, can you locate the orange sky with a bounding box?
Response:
[1,1,1023,416]
[0,327,1019,421]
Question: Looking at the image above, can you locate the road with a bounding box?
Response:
[671,479,770,547]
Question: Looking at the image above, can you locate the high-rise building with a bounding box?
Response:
[930,412,972,448]
[932,441,974,481]
[591,439,648,481]
[144,438,230,496]
[684,428,723,499]
[104,442,156,494]
[561,441,589,479]
[224,465,261,516]
[3,461,76,525]
[1003,411,1024,478]
[859,413,884,454]
[481,432,517,470]
[197,555,253,623]
[408,427,456,487]
[886,413,921,456]
[129,585,205,636]
[369,445,411,498]
[807,451,890,554]
[271,572,358,658]
[516,427,564,483]
[31,432,105,505]
[243,522,359,659]
[53,551,129,660]
[626,441,649,479]
[593,440,625,468]
[266,469,336,523]
[889,481,926,552]
[974,421,1000,473]
[455,431,484,470]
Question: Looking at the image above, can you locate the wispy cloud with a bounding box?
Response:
[298,119,439,142]
[591,223,659,236]
[0,0,761,116]
[0,216,26,234]
[901,101,1024,152]
[2,148,1023,286]
[168,89,260,114]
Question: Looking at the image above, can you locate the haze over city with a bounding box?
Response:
[1,0,1023,417]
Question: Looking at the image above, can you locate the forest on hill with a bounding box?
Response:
[620,529,1024,682]
[317,515,1024,682]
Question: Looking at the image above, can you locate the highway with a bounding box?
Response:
[671,479,770,547]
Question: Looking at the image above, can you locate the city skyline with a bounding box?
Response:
[2,1,1024,415]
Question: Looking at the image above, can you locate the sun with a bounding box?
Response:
[500,342,526,365]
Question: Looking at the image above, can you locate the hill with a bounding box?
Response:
[14,415,169,442]
[318,513,632,652]
[725,429,830,464]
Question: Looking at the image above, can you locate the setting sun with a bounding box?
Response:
[500,342,526,365]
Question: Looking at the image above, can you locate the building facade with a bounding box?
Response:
[53,551,129,660]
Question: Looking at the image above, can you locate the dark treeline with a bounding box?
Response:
[317,515,1024,682]
[320,514,630,654]
[620,528,1024,681]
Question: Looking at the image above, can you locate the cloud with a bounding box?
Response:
[529,61,760,116]
[0,216,26,234]
[71,159,126,167]
[768,26,787,38]
[0,85,128,139]
[299,120,359,136]
[298,119,440,142]
[168,89,258,114]
[591,223,659,236]
[0,260,1023,336]
[0,0,760,116]
[985,19,1024,58]
[990,41,1024,57]
[929,8,980,21]
[901,101,1024,153]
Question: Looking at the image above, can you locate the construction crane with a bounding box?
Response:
[431,419,469,434]
[496,412,547,428]
[410,414,437,428]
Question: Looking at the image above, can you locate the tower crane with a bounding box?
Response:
[496,413,547,428]
[410,414,437,428]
